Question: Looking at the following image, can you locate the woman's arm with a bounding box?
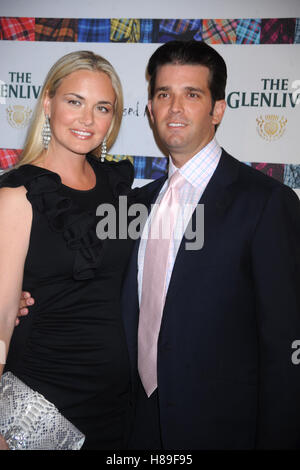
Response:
[0,186,32,377]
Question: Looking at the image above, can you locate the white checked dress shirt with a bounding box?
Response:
[138,137,222,304]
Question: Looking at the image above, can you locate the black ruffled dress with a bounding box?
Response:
[0,155,135,450]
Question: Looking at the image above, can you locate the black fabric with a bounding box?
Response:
[121,150,300,449]
[129,377,162,450]
[1,156,135,450]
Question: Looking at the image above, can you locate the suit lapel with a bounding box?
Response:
[123,150,240,373]
[164,150,240,304]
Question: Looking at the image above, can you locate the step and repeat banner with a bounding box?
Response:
[0,17,299,196]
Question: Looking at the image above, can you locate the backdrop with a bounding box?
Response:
[0,2,299,197]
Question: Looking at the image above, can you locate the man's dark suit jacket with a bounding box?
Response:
[121,149,300,449]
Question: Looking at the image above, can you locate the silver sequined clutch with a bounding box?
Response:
[0,372,85,450]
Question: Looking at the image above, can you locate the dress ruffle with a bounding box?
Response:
[0,155,134,280]
[100,157,135,201]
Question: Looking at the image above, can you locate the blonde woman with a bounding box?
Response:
[0,51,134,450]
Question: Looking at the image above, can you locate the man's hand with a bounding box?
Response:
[16,291,34,326]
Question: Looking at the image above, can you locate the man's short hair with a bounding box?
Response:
[147,40,227,106]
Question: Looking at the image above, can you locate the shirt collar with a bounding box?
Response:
[168,137,222,188]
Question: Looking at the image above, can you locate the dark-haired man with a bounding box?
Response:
[121,40,300,449]
[20,41,300,450]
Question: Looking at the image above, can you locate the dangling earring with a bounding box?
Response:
[101,137,107,162]
[42,114,51,149]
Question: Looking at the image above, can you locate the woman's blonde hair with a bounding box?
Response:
[19,50,123,166]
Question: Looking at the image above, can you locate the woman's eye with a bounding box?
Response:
[97,106,109,113]
[68,99,81,106]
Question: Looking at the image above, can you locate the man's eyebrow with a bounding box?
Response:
[154,86,170,93]
[185,86,205,93]
[154,86,205,93]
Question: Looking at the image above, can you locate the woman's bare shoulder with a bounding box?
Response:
[0,185,31,220]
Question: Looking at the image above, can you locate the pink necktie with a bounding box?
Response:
[138,171,185,397]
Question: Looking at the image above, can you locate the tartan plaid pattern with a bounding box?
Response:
[251,162,285,183]
[1,16,299,44]
[61,18,153,43]
[236,19,261,44]
[294,18,300,43]
[140,19,154,43]
[202,19,237,44]
[284,164,300,188]
[149,157,168,179]
[260,18,296,44]
[132,156,148,179]
[0,17,35,41]
[35,18,78,41]
[110,19,140,42]
[78,19,110,42]
[0,149,22,169]
[131,157,298,187]
[129,156,168,180]
[131,156,167,180]
[154,19,202,43]
[0,149,298,189]
[105,154,133,165]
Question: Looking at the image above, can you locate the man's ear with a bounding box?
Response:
[147,100,154,124]
[212,99,226,126]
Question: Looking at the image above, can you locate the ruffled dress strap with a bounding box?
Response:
[0,157,135,280]
[88,154,134,199]
[0,164,60,190]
